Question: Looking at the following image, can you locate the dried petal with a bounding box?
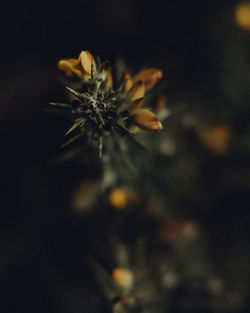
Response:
[134,109,163,131]
[127,97,144,115]
[134,68,163,89]
[127,81,145,102]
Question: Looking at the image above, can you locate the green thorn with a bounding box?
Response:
[95,106,105,126]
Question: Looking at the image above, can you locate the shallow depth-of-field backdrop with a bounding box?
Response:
[0,1,250,312]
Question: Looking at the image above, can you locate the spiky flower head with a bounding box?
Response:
[50,50,163,158]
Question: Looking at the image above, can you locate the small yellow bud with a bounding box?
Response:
[109,188,128,208]
[200,125,230,155]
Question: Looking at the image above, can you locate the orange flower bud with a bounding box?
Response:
[127,81,145,102]
[134,68,163,89]
[200,125,231,155]
[134,109,163,131]
[109,188,128,209]
[112,268,134,289]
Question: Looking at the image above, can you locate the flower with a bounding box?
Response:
[51,50,164,157]
[58,50,96,80]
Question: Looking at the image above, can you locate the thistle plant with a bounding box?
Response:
[49,50,164,158]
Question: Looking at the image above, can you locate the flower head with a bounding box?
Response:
[50,50,164,157]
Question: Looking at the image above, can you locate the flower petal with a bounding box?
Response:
[127,80,145,102]
[134,109,163,131]
[121,71,133,91]
[58,58,83,78]
[79,50,96,75]
[127,97,144,115]
[134,68,163,89]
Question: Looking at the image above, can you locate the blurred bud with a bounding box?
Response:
[200,125,231,155]
[158,220,198,241]
[109,188,127,209]
[109,188,139,209]
[162,271,179,288]
[134,109,162,131]
[235,3,250,30]
[72,180,98,213]
[134,68,163,90]
[112,268,134,289]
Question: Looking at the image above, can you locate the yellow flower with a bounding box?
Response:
[54,50,164,157]
[58,50,96,79]
[120,69,163,130]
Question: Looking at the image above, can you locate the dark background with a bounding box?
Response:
[0,0,249,312]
